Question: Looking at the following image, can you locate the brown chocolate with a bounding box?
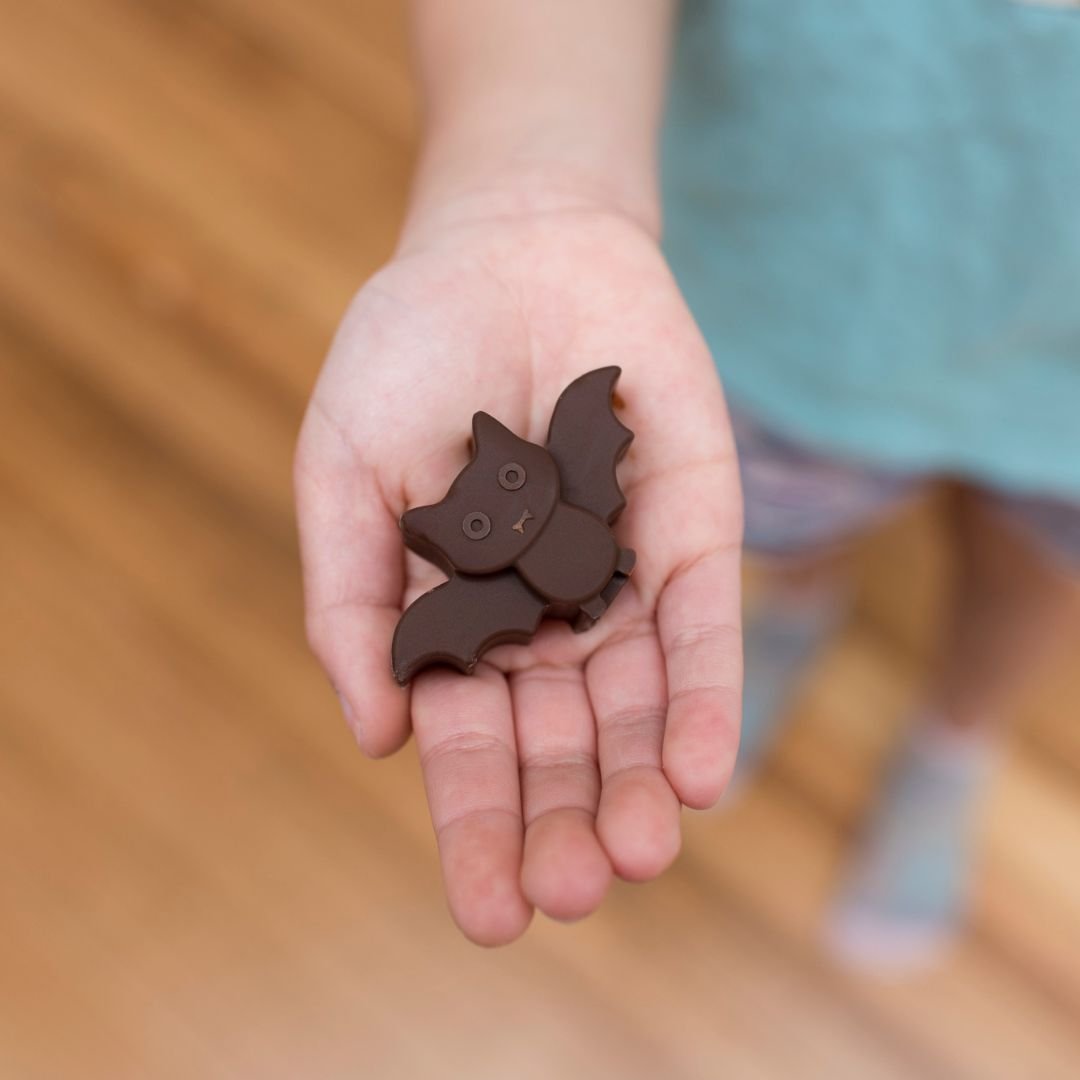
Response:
[391,366,636,685]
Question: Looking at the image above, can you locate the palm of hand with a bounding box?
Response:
[296,210,743,944]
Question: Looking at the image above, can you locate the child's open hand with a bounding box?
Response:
[295,203,743,944]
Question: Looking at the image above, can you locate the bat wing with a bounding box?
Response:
[545,366,633,525]
[391,570,547,685]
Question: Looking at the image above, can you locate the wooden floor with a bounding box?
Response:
[2,3,1079,1077]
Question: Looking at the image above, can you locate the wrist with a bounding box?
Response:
[398,119,662,253]
[402,0,673,254]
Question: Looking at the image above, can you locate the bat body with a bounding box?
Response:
[391,367,635,685]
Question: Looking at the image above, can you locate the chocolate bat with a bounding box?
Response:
[391,366,636,685]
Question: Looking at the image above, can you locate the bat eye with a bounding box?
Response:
[462,511,491,540]
[498,462,526,491]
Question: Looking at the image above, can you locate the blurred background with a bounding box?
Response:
[3,2,1080,1077]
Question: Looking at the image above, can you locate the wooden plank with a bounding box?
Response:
[179,0,418,145]
[0,0,410,318]
[688,777,1080,1080]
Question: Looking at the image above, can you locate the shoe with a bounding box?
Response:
[825,715,998,974]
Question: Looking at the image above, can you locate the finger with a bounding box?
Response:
[510,665,611,922]
[616,377,744,810]
[411,664,532,946]
[658,546,743,810]
[586,628,681,882]
[295,416,409,758]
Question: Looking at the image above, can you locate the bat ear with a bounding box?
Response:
[400,503,438,540]
[471,410,514,450]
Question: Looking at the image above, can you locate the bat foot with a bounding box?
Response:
[572,548,635,633]
[574,594,607,632]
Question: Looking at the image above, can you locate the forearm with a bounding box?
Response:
[403,0,676,246]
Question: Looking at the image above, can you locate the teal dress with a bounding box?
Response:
[661,0,1080,499]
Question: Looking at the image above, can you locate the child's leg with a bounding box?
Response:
[737,550,851,788]
[929,490,1080,729]
[828,488,1080,972]
[732,409,922,787]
